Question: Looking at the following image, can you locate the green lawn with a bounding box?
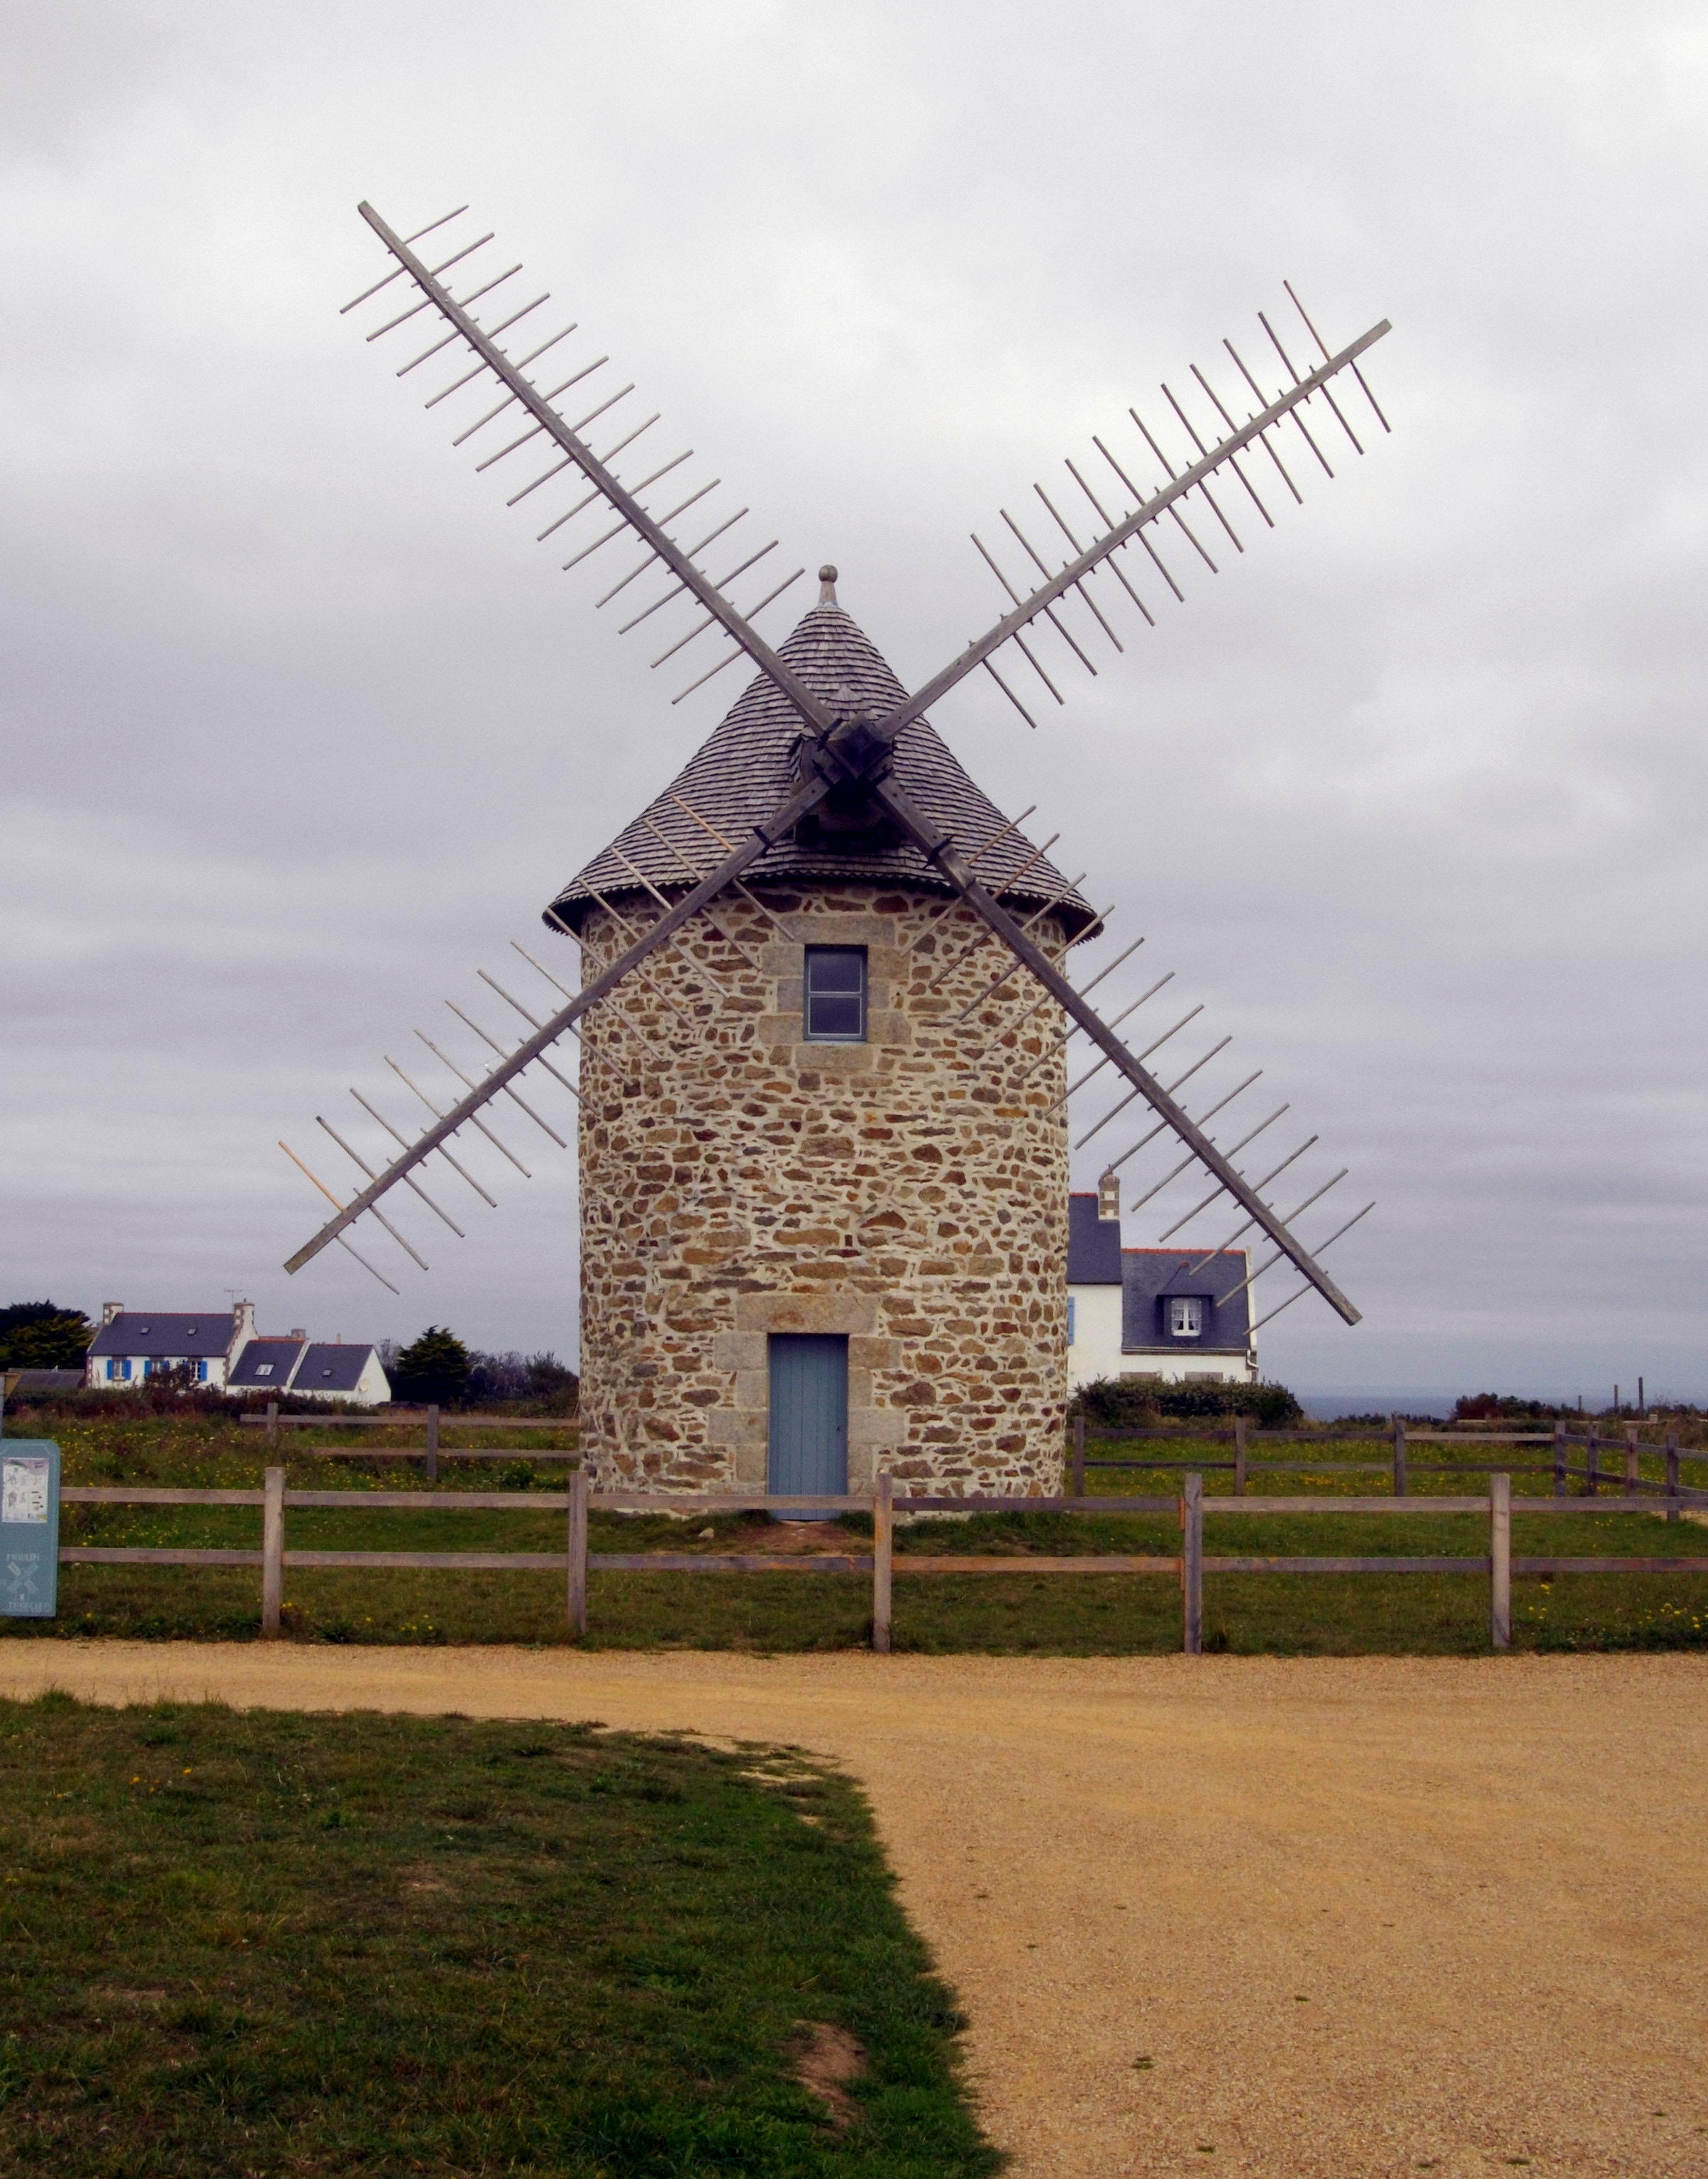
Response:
[8,1412,1708,1655]
[0,1694,997,2178]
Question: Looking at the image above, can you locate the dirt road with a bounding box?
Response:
[3,1642,1703,2176]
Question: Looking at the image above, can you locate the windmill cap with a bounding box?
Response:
[545,596,1101,943]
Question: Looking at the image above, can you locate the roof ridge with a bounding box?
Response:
[1121,1246,1248,1258]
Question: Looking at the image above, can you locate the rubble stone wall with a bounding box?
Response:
[572,882,1071,1499]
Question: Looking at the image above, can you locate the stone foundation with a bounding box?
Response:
[573,882,1071,1498]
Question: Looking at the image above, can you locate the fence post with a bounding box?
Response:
[1233,1414,1248,1497]
[426,1403,440,1484]
[261,1465,284,1639]
[567,1464,588,1638]
[1071,1413,1085,1499]
[1586,1426,1599,1497]
[872,1472,894,1654]
[265,1400,279,1451]
[1624,1424,1640,1496]
[1180,1473,1203,1655]
[1666,1431,1680,1524]
[1489,1473,1511,1651]
[1553,1421,1566,1499]
[1391,1414,1407,1497]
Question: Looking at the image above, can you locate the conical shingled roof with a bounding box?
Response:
[548,596,1099,941]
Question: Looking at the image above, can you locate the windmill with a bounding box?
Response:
[282,199,1390,1495]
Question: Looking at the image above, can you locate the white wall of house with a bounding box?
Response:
[1106,1348,1259,1387]
[1068,1285,1258,1391]
[352,1351,390,1406]
[91,1355,228,1387]
[1067,1284,1125,1392]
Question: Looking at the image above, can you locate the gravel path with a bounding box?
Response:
[4,1643,1704,2176]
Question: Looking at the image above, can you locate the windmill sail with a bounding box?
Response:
[285,199,1391,1336]
[343,203,826,719]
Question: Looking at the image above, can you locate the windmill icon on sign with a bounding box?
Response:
[282,200,1389,1497]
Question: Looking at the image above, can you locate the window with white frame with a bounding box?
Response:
[254,1362,274,1377]
[803,946,867,1042]
[1167,1296,1204,1339]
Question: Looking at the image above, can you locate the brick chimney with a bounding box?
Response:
[101,1301,124,1326]
[1097,1168,1121,1221]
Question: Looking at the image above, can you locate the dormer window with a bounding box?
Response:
[803,947,867,1043]
[1167,1297,1204,1339]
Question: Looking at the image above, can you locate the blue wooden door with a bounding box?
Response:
[767,1335,849,1512]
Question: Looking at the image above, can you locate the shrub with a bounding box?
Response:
[1074,1377,1303,1428]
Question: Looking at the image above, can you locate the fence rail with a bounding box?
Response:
[1067,1414,1705,1517]
[50,1470,1708,1655]
[235,1401,576,1480]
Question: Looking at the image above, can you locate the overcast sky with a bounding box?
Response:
[3,0,1704,1405]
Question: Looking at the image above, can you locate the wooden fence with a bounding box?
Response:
[1068,1416,1702,1518]
[238,1402,577,1481]
[57,1468,1708,1655]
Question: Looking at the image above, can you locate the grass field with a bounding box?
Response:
[7,1410,1708,1655]
[0,1692,998,2178]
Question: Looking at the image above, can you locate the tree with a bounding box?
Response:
[465,1348,580,1407]
[523,1352,578,1405]
[0,1302,92,1371]
[389,1326,472,1406]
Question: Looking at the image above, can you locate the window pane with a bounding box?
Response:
[808,992,862,1036]
[809,952,864,994]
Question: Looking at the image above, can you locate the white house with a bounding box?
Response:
[85,1302,390,1405]
[228,1337,391,1406]
[1068,1174,1258,1391]
[86,1302,260,1389]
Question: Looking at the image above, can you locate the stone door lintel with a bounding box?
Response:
[734,1294,880,1337]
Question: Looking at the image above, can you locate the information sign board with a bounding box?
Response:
[1,1440,60,1618]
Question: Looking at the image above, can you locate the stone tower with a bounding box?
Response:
[548,580,1099,1500]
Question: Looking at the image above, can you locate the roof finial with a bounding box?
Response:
[817,563,839,607]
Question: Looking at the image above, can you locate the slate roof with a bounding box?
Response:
[1120,1249,1253,1351]
[294,1343,379,1394]
[228,1338,306,1389]
[1067,1192,1123,1285]
[548,597,1099,940]
[87,1312,236,1360]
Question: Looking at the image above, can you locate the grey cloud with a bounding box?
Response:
[1,0,1704,1402]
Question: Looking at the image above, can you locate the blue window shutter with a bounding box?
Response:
[1067,1294,1076,1345]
